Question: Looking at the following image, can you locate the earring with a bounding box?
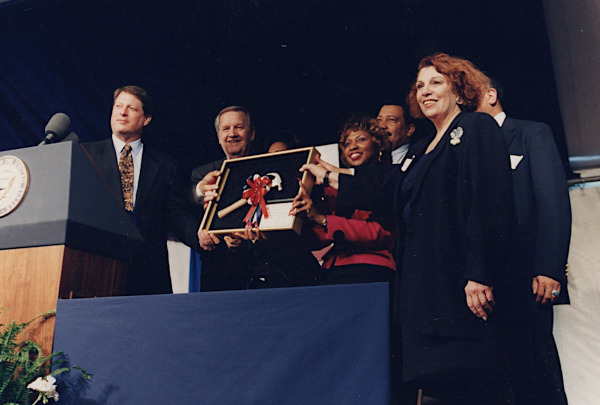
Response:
[378,150,383,162]
[456,97,463,105]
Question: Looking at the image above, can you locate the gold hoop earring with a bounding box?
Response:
[456,97,463,105]
[378,150,383,162]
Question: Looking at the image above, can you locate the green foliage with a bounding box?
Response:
[0,310,90,405]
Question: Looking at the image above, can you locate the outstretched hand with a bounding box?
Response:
[196,170,221,208]
[300,162,329,185]
[316,155,346,173]
[299,156,349,190]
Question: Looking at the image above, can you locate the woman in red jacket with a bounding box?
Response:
[291,115,395,285]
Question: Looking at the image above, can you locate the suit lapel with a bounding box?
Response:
[97,139,125,207]
[501,115,518,149]
[134,146,158,213]
[408,112,465,207]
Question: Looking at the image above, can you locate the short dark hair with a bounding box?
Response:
[380,102,414,127]
[487,77,504,102]
[113,85,155,116]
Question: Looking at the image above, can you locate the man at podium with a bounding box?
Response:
[83,85,200,295]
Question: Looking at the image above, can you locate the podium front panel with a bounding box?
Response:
[0,142,139,260]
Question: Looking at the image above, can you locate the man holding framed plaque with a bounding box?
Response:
[191,106,319,292]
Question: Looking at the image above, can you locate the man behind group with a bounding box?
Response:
[192,106,319,291]
[83,85,200,295]
[478,78,571,405]
[376,104,415,164]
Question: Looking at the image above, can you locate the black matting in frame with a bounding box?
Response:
[202,147,316,233]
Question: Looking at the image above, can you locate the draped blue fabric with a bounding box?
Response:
[53,283,391,404]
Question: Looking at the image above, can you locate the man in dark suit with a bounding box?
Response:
[84,85,200,295]
[192,106,318,291]
[376,104,415,164]
[478,78,571,405]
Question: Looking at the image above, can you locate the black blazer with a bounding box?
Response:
[191,158,225,185]
[342,115,517,302]
[83,138,199,295]
[400,112,537,381]
[400,112,517,316]
[502,116,571,304]
[337,113,536,381]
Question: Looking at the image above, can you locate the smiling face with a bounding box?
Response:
[217,110,255,159]
[415,66,461,128]
[111,92,152,142]
[342,130,378,167]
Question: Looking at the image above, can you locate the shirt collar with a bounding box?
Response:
[112,134,143,155]
[391,143,410,164]
[494,112,507,127]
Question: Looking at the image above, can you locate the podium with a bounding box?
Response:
[0,142,140,354]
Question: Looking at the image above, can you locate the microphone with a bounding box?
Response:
[61,132,79,143]
[38,112,71,146]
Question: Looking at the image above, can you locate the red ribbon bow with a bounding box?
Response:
[242,175,272,225]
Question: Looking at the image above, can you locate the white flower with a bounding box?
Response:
[450,126,464,145]
[28,375,60,402]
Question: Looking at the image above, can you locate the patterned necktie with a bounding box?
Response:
[118,144,134,211]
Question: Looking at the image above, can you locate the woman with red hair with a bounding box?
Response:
[301,54,534,403]
[393,53,533,403]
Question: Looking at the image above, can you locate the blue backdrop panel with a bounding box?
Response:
[53,283,390,404]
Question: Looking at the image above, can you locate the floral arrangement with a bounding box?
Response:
[0,310,90,405]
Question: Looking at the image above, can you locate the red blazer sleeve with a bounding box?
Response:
[306,187,393,249]
[321,213,392,248]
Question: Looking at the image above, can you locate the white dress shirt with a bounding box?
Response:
[493,111,507,127]
[391,143,410,164]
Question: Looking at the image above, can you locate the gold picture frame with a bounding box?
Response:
[200,147,319,234]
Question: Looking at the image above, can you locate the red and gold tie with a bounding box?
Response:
[118,144,134,211]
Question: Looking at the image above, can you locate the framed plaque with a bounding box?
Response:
[200,147,318,234]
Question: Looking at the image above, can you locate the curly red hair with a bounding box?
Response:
[407,53,489,119]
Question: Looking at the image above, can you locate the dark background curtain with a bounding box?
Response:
[0,0,568,179]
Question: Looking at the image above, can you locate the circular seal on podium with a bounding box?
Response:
[0,155,30,218]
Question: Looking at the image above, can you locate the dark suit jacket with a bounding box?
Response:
[191,159,225,185]
[83,138,200,295]
[401,112,536,381]
[502,116,571,304]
